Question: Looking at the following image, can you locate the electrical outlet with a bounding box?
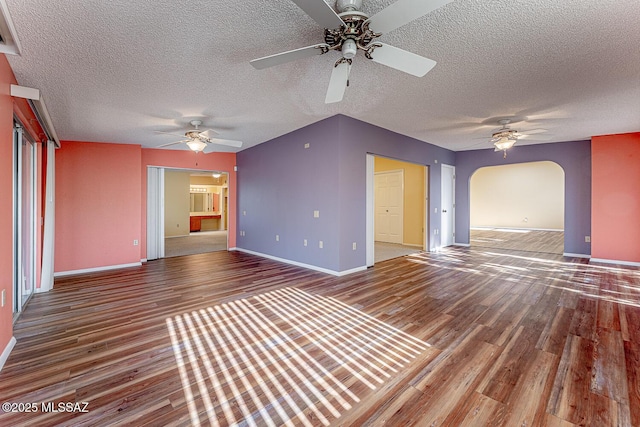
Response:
[276,234,279,242]
[313,210,320,218]
[319,241,323,249]
[304,239,307,246]
[243,210,246,216]
[133,239,139,246]
[585,236,591,243]
[304,143,310,149]
[352,242,357,250]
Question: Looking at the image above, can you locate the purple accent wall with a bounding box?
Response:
[337,115,455,269]
[236,116,342,270]
[454,140,592,255]
[237,114,455,273]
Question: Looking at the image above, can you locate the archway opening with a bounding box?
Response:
[469,161,565,254]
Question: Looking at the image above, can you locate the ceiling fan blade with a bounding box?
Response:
[522,128,548,135]
[207,138,243,148]
[250,43,331,70]
[325,61,350,104]
[157,140,188,148]
[519,134,552,141]
[365,0,453,34]
[368,43,436,77]
[290,0,345,29]
[154,130,187,138]
[198,129,219,138]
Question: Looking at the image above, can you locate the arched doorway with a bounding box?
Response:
[469,161,565,254]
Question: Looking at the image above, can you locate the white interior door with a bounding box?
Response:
[375,170,403,244]
[441,164,455,247]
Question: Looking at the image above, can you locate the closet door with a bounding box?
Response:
[14,124,36,315]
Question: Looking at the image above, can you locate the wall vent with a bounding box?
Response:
[0,0,21,55]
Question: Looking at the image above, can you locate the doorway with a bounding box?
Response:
[469,161,565,254]
[367,155,428,264]
[147,167,230,260]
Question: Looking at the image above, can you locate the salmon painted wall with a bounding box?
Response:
[55,141,142,273]
[0,55,15,357]
[592,132,640,263]
[1,53,47,358]
[140,149,237,259]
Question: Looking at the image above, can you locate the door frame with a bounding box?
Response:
[366,154,429,267]
[147,166,230,260]
[13,123,36,318]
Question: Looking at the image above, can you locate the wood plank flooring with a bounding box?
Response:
[470,228,564,254]
[1,247,639,426]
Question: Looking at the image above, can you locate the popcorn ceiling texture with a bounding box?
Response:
[5,0,640,152]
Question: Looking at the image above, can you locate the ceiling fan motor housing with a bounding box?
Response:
[336,0,363,13]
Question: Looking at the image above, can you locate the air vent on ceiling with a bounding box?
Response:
[0,0,21,55]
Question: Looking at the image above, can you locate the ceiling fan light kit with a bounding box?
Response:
[250,0,453,103]
[155,119,243,153]
[491,119,521,158]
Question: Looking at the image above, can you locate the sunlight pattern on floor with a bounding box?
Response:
[166,288,430,426]
[407,249,640,308]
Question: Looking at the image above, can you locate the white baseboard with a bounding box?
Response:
[0,336,16,372]
[590,258,640,267]
[563,253,591,259]
[54,262,142,278]
[454,242,471,247]
[233,248,367,277]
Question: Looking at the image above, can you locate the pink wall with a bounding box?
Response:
[0,54,47,356]
[141,149,237,259]
[592,132,640,263]
[55,141,142,273]
[0,55,15,355]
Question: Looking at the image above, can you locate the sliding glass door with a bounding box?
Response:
[13,123,36,317]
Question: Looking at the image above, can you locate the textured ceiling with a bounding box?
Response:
[5,0,640,152]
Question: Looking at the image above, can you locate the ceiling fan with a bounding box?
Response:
[486,119,549,157]
[250,0,452,103]
[155,120,242,153]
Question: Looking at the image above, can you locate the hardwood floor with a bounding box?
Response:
[1,248,639,426]
[470,228,564,254]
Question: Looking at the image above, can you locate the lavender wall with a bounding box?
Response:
[337,115,455,270]
[236,116,342,270]
[454,140,592,255]
[237,114,455,273]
